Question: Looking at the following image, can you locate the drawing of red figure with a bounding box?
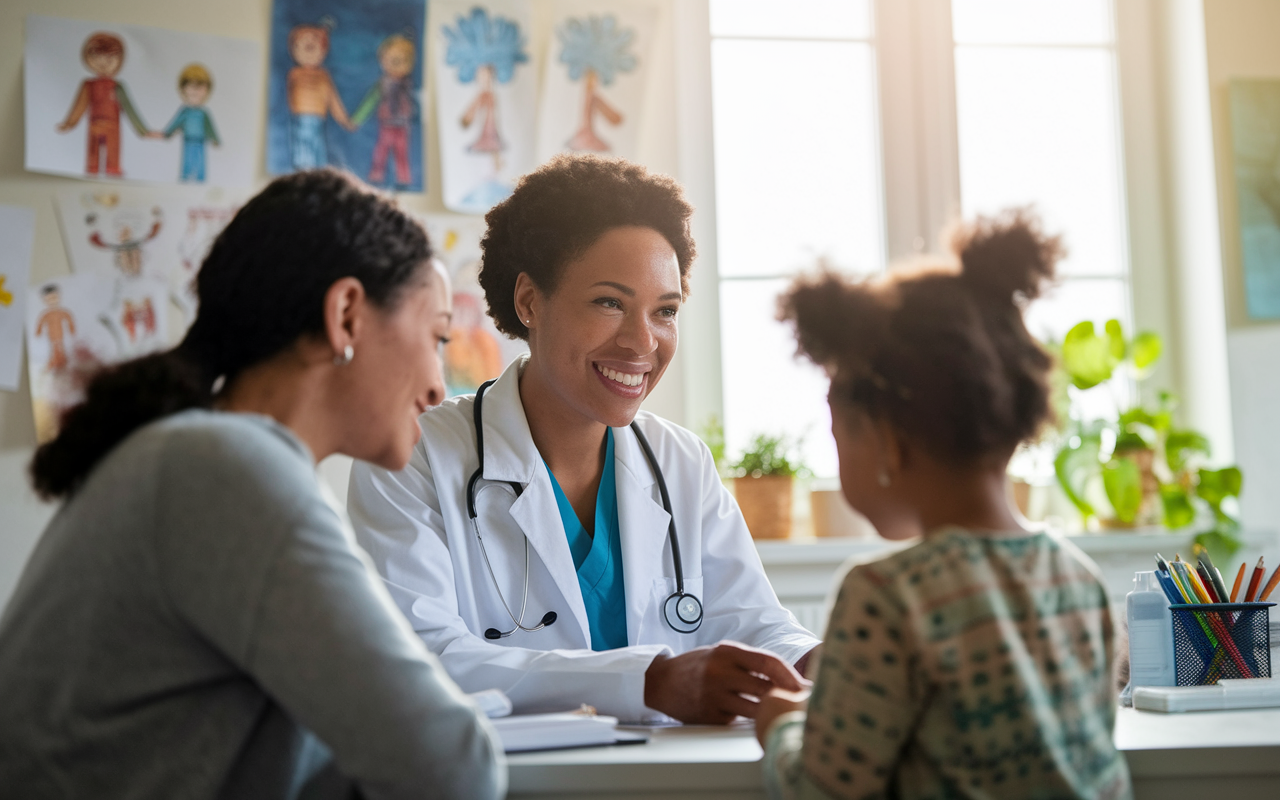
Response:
[35,285,76,372]
[121,297,156,343]
[56,33,152,177]
[88,208,163,277]
[462,65,503,155]
[352,35,418,188]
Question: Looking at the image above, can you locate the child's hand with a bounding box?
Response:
[754,686,811,747]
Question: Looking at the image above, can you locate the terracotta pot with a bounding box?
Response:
[810,489,875,538]
[735,475,793,540]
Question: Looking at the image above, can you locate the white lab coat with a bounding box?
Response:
[347,357,819,722]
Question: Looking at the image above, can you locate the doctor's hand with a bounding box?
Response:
[643,642,809,725]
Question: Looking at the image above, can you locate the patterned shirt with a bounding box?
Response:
[764,529,1131,800]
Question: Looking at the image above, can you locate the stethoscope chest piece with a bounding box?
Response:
[664,591,703,633]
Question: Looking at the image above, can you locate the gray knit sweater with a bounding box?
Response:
[0,410,504,800]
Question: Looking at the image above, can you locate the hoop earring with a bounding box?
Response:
[333,345,354,366]
[877,468,891,488]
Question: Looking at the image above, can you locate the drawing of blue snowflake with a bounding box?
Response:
[443,6,528,84]
[558,15,636,86]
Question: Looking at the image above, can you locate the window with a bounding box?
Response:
[709,0,883,478]
[707,0,1133,477]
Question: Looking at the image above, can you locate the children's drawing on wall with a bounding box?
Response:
[536,4,655,163]
[160,64,221,183]
[268,0,426,191]
[25,16,262,187]
[0,207,36,392]
[55,32,153,179]
[351,34,419,187]
[56,187,246,330]
[423,215,528,395]
[24,273,167,443]
[434,1,535,213]
[1229,79,1280,320]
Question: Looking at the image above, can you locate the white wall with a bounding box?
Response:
[1199,0,1280,531]
[0,0,693,611]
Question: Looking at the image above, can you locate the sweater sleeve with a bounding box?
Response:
[154,420,505,800]
[793,566,919,798]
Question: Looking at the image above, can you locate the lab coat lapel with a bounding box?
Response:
[613,425,673,644]
[481,357,591,647]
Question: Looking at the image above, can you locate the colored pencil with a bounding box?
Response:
[1260,563,1280,602]
[1231,562,1246,602]
[1245,557,1265,602]
[1196,563,1222,602]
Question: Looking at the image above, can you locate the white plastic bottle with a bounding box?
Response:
[1127,570,1176,687]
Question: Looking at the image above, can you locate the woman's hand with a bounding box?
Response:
[754,687,811,747]
[644,641,808,725]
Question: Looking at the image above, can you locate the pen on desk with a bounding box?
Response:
[1231,562,1246,602]
[1259,564,1280,602]
[1245,557,1265,602]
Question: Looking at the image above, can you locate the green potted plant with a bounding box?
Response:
[730,433,807,540]
[1052,319,1244,561]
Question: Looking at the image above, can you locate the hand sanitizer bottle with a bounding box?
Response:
[1127,570,1176,687]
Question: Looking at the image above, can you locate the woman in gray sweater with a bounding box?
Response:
[0,171,505,799]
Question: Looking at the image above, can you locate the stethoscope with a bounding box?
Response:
[467,379,703,640]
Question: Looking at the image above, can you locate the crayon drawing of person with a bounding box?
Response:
[558,16,636,152]
[56,33,153,177]
[121,297,157,343]
[87,206,164,278]
[286,22,355,170]
[351,35,418,189]
[35,285,76,372]
[443,8,528,207]
[443,292,503,395]
[161,64,220,183]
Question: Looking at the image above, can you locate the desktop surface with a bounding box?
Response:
[506,710,1280,799]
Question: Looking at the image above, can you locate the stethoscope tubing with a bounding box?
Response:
[466,379,701,637]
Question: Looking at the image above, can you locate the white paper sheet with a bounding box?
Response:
[25,15,263,187]
[55,186,246,328]
[433,1,537,213]
[26,273,169,443]
[0,207,36,392]
[536,2,656,162]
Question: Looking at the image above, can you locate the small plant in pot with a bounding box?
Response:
[730,434,807,540]
[1051,318,1244,562]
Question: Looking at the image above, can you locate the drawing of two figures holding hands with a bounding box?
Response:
[57,32,220,183]
[286,24,417,189]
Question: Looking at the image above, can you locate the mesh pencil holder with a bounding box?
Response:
[1170,602,1274,686]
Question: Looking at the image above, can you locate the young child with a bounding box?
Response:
[161,64,220,183]
[757,210,1132,800]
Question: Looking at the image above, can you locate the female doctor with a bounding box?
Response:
[348,155,820,724]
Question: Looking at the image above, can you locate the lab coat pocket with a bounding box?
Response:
[641,575,705,647]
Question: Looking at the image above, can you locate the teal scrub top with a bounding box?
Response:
[543,428,628,651]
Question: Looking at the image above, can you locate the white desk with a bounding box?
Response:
[508,710,1280,799]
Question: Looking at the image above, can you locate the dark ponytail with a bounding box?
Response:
[30,170,432,500]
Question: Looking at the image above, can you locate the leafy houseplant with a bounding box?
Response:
[1052,319,1244,561]
[730,434,807,540]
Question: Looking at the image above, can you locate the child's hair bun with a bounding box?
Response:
[950,207,1063,305]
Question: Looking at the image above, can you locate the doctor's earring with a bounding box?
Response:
[877,468,892,488]
[333,345,354,366]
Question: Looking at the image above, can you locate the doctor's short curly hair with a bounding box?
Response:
[479,154,697,340]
